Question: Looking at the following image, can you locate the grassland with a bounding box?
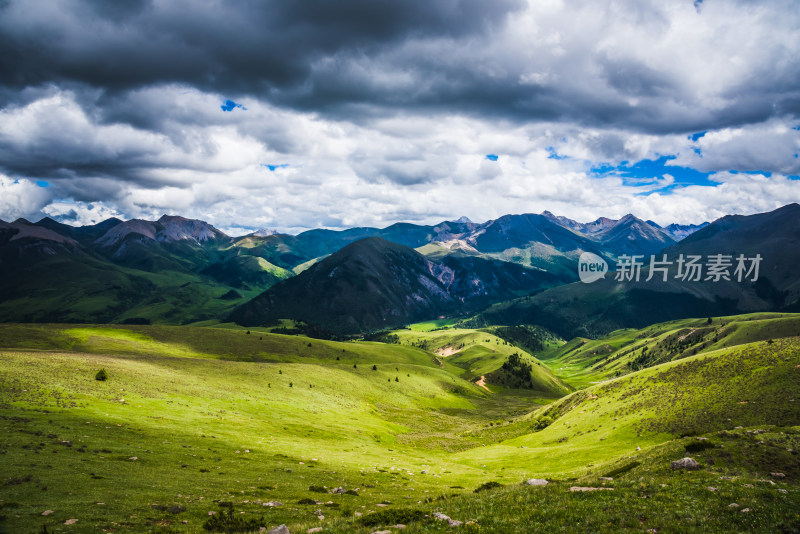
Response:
[388,327,570,397]
[538,312,800,388]
[1,320,799,533]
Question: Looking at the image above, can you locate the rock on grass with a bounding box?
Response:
[670,457,700,470]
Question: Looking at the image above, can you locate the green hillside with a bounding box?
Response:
[541,312,800,388]
[387,326,571,397]
[1,321,798,533]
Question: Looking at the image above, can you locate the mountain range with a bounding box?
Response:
[471,203,800,338]
[0,205,757,334]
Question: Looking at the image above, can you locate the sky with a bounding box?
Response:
[1,0,799,235]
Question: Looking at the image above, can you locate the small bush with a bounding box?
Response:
[685,441,716,453]
[533,416,553,431]
[344,489,359,496]
[359,508,427,527]
[474,481,503,493]
[308,485,327,493]
[95,369,108,381]
[297,498,317,505]
[603,461,641,478]
[202,503,266,533]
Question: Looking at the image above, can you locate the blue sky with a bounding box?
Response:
[591,156,715,189]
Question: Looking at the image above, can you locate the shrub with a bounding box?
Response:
[308,485,327,493]
[534,416,553,431]
[603,461,641,478]
[202,503,266,532]
[372,364,378,371]
[95,369,108,381]
[685,441,716,453]
[474,481,503,493]
[359,508,427,527]
[297,498,317,504]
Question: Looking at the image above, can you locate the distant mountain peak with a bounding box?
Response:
[455,216,473,224]
[251,228,279,237]
[616,213,640,224]
[1,218,80,247]
[95,216,227,248]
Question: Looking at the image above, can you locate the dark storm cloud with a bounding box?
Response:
[0,0,523,94]
[2,0,800,230]
[2,0,797,135]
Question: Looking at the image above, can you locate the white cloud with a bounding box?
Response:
[0,176,53,221]
[41,200,124,226]
[671,120,800,175]
[1,0,799,234]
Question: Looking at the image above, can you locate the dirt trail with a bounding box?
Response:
[435,346,461,357]
[475,376,491,392]
[677,328,697,342]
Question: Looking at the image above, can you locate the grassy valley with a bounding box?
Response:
[1,317,799,533]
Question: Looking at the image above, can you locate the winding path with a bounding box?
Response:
[475,375,491,392]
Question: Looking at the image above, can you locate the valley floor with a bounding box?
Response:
[0,321,798,533]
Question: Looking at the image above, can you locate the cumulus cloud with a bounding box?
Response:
[0,176,53,221]
[0,0,798,232]
[41,200,124,226]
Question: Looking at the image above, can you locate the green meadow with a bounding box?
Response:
[1,317,799,533]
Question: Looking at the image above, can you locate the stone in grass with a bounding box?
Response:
[770,472,786,479]
[524,479,549,486]
[433,512,463,527]
[392,526,407,530]
[307,528,323,533]
[728,503,740,509]
[373,531,392,534]
[262,501,283,507]
[41,510,54,516]
[670,457,700,470]
[570,487,614,492]
[267,526,290,534]
[64,519,78,525]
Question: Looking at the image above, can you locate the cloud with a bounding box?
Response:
[0,0,798,233]
[41,200,124,226]
[0,176,53,221]
[670,120,800,175]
